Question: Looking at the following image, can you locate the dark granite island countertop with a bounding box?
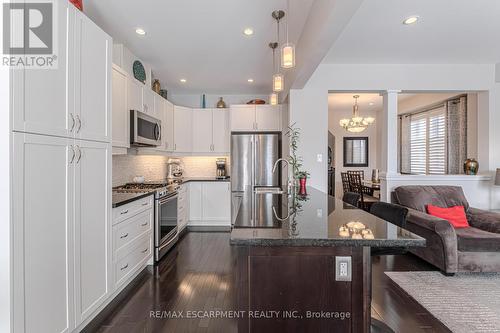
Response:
[230,187,425,248]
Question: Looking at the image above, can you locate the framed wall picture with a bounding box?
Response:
[343,137,369,167]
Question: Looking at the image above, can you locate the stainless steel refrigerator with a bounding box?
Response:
[231,133,281,227]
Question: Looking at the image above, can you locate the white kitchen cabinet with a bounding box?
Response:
[178,184,189,232]
[154,94,166,151]
[255,105,281,131]
[128,78,143,112]
[12,0,73,139]
[164,100,175,151]
[74,140,111,325]
[230,105,256,131]
[173,106,193,152]
[188,182,231,226]
[143,88,156,116]
[202,182,231,222]
[192,109,213,153]
[76,11,112,143]
[112,65,129,148]
[12,133,75,333]
[230,105,281,132]
[189,182,203,221]
[212,109,230,153]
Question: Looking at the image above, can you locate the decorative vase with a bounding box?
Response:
[464,158,479,175]
[216,97,226,108]
[202,94,206,108]
[152,79,161,93]
[299,177,307,196]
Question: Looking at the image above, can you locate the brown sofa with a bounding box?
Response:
[393,185,500,274]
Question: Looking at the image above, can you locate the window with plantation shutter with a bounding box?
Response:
[408,105,447,174]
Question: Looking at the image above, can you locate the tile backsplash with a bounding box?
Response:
[112,155,230,187]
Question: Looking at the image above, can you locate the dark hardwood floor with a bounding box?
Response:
[88,232,450,333]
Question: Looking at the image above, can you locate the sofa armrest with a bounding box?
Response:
[467,208,500,233]
[406,208,458,272]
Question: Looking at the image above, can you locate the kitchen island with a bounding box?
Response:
[230,187,425,333]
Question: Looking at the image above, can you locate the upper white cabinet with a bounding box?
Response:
[127,78,143,113]
[164,100,175,151]
[212,109,230,152]
[230,105,256,131]
[12,2,111,144]
[230,104,281,132]
[112,65,129,148]
[255,105,282,131]
[143,88,155,116]
[192,109,213,153]
[192,108,230,153]
[173,106,193,152]
[76,11,112,143]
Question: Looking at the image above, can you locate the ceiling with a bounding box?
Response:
[84,0,314,94]
[328,93,383,113]
[324,0,500,64]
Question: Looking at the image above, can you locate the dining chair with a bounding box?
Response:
[341,172,351,193]
[342,192,361,208]
[347,172,378,211]
[347,170,374,196]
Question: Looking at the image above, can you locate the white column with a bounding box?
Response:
[380,90,400,202]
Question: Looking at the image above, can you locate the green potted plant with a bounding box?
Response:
[286,124,309,195]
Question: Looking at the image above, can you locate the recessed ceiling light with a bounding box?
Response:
[403,16,419,25]
[243,28,254,36]
[135,28,146,35]
[369,102,374,106]
[247,78,254,83]
[180,78,187,83]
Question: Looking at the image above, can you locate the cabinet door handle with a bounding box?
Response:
[142,202,149,206]
[69,113,75,132]
[120,233,129,239]
[120,209,129,215]
[76,115,82,133]
[141,248,148,254]
[174,143,177,150]
[120,263,129,271]
[140,222,148,226]
[69,145,75,164]
[75,145,82,163]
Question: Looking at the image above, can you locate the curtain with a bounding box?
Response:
[446,96,467,174]
[399,115,411,174]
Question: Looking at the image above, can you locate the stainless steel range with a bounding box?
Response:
[113,182,179,262]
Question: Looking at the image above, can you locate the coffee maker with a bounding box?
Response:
[216,158,228,179]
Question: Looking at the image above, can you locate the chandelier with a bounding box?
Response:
[339,95,375,133]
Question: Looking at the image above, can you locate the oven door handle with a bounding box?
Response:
[158,194,178,205]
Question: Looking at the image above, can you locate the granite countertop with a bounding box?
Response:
[230,187,426,248]
[182,177,230,183]
[112,191,155,208]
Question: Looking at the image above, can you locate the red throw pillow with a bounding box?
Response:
[426,205,469,228]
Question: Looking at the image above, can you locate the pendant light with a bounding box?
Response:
[269,42,279,105]
[272,11,284,92]
[281,0,295,69]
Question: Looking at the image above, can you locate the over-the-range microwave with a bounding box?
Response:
[130,110,162,146]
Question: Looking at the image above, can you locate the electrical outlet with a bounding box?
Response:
[335,256,352,281]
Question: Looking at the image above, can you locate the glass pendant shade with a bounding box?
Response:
[270,93,278,105]
[281,43,295,68]
[272,73,284,92]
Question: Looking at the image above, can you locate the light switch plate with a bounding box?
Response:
[317,154,323,162]
[335,256,352,281]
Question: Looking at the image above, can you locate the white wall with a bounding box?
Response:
[168,94,268,108]
[289,63,500,208]
[328,103,378,197]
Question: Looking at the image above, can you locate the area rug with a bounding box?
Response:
[385,271,500,333]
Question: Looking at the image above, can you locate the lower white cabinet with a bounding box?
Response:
[112,198,153,289]
[12,132,111,332]
[188,182,231,226]
[178,183,189,232]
